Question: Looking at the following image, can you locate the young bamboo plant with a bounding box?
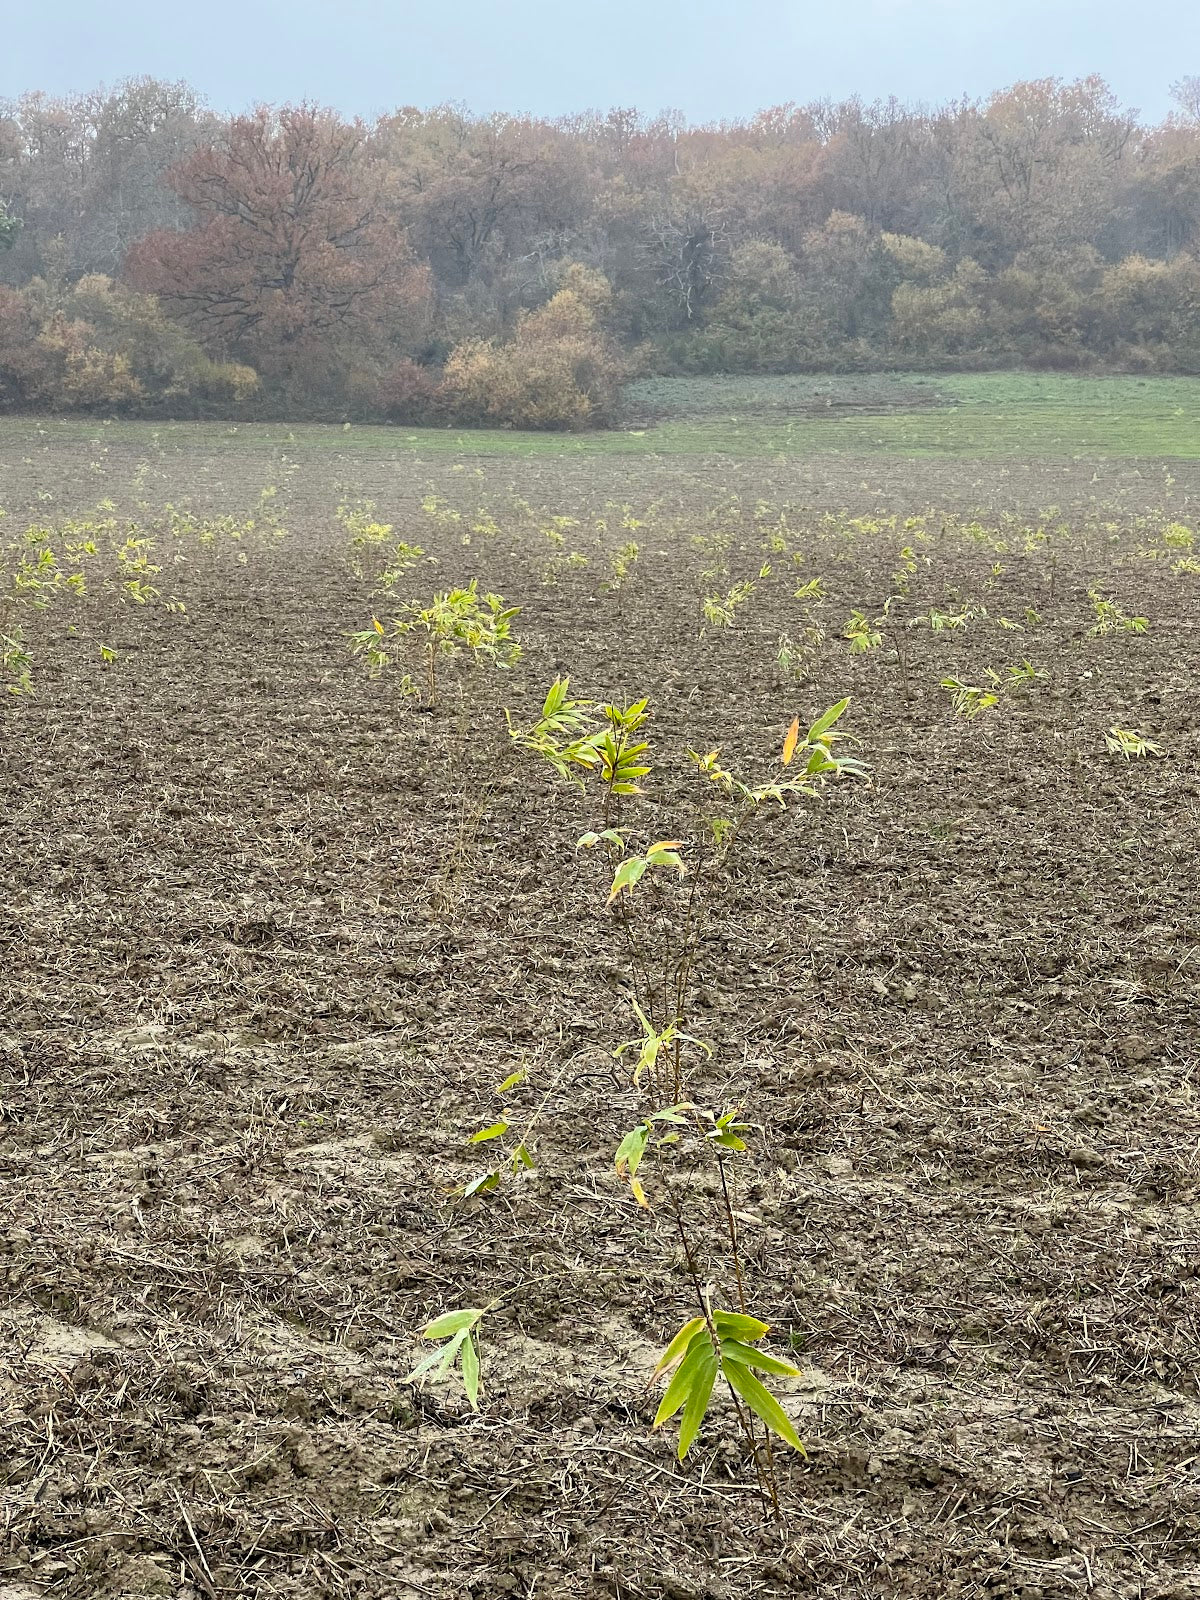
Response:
[940,661,1048,719]
[351,580,521,706]
[507,682,867,1098]
[407,1308,487,1410]
[540,516,589,585]
[414,693,864,1511]
[339,497,426,591]
[459,1061,563,1197]
[1088,589,1149,636]
[1105,726,1164,759]
[600,540,640,615]
[701,577,758,635]
[613,1093,804,1508]
[2,509,180,694]
[777,577,828,685]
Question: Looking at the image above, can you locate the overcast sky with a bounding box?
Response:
[3,0,1197,123]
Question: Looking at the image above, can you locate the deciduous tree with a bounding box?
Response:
[126,104,430,393]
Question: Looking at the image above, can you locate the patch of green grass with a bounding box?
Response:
[5,371,1200,459]
[625,372,1200,457]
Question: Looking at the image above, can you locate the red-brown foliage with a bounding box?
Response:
[126,104,431,392]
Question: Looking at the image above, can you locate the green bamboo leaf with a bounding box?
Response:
[655,1329,713,1424]
[677,1346,719,1458]
[467,1120,509,1144]
[724,1359,804,1453]
[496,1070,527,1093]
[711,1311,771,1341]
[652,1316,707,1380]
[608,856,648,902]
[807,699,850,742]
[650,1104,693,1124]
[709,1130,747,1151]
[645,841,686,871]
[719,1338,802,1378]
[614,1123,650,1178]
[422,1309,483,1340]
[406,1328,467,1383]
[462,1171,500,1197]
[461,1332,481,1409]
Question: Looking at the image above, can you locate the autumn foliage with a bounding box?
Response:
[2,75,1200,421]
[125,105,432,401]
[437,267,625,429]
[0,275,256,413]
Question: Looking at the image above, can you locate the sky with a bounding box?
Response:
[2,0,1197,124]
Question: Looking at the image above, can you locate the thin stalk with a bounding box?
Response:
[601,715,658,1025]
[669,839,712,1098]
[896,632,912,703]
[716,1156,747,1317]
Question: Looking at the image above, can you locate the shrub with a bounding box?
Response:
[1093,255,1200,369]
[35,313,144,408]
[438,274,624,430]
[0,275,259,415]
[377,358,444,423]
[0,286,55,407]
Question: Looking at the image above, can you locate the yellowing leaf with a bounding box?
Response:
[630,1176,649,1209]
[607,856,648,903]
[422,1308,483,1340]
[652,1316,706,1379]
[372,616,385,634]
[781,716,800,767]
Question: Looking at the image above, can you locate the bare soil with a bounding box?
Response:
[2,431,1199,1600]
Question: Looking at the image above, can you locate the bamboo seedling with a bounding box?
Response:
[939,660,1047,719]
[701,578,756,633]
[539,517,588,584]
[1089,590,1149,636]
[339,497,426,591]
[1105,726,1164,758]
[845,601,915,698]
[406,1308,487,1410]
[845,608,883,656]
[352,580,521,706]
[459,1062,568,1198]
[776,625,825,684]
[940,677,1000,718]
[777,576,829,683]
[600,539,639,612]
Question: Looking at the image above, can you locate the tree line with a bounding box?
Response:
[1,74,1199,426]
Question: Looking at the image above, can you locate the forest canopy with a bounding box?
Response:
[1,74,1199,424]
